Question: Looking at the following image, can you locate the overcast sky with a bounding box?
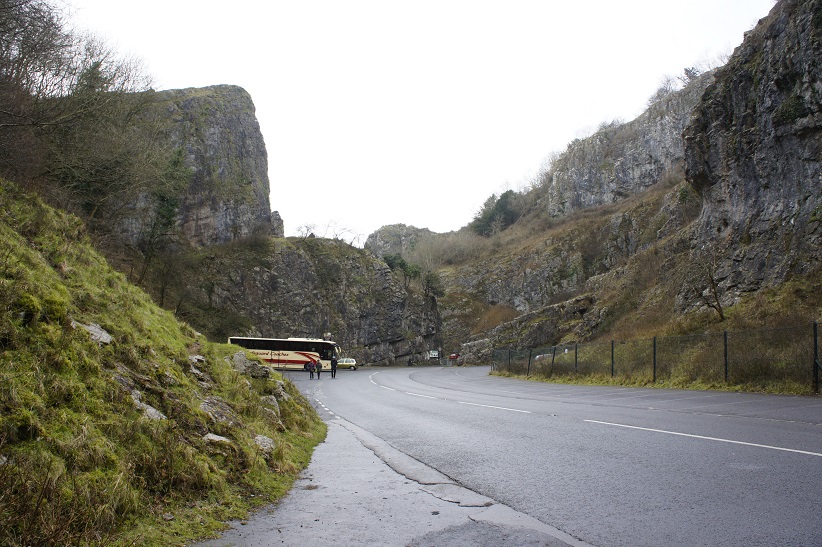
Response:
[68,0,775,245]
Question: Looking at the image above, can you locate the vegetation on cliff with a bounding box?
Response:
[0,178,325,545]
[370,0,821,388]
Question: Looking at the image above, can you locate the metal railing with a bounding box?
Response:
[492,322,822,394]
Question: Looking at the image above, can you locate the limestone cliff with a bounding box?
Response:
[127,85,283,248]
[106,85,439,364]
[684,0,821,294]
[440,71,710,315]
[160,85,283,246]
[364,224,436,257]
[440,0,821,358]
[537,71,713,216]
[185,237,441,365]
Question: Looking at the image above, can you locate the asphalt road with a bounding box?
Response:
[196,366,822,546]
[287,365,822,546]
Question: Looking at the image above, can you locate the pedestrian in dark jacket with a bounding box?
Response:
[316,359,322,379]
[308,359,315,379]
[331,356,338,378]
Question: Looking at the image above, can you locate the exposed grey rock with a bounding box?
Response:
[684,0,821,296]
[204,238,441,367]
[119,85,283,248]
[199,396,238,426]
[189,363,208,382]
[539,72,714,217]
[273,381,291,402]
[203,433,232,445]
[254,434,276,454]
[130,390,167,420]
[365,224,437,258]
[260,395,281,416]
[70,320,112,345]
[159,371,178,386]
[459,338,491,365]
[227,351,270,379]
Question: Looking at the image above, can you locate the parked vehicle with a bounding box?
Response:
[228,336,339,371]
[339,358,358,370]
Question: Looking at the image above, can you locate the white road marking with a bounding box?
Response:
[370,372,530,413]
[586,420,822,457]
[406,392,437,399]
[458,401,531,413]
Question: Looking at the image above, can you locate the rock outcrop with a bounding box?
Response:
[365,224,436,258]
[442,71,710,315]
[197,237,441,365]
[125,85,283,248]
[537,71,714,216]
[684,0,821,294]
[160,85,283,246]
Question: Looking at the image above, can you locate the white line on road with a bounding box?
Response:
[458,401,531,413]
[406,392,437,399]
[586,420,822,457]
[369,370,530,413]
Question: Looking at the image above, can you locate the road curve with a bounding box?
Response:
[199,366,822,546]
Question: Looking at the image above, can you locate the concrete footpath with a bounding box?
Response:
[194,405,589,546]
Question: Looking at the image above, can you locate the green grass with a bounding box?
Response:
[0,178,326,546]
[491,370,815,395]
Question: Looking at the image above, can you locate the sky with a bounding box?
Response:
[67,0,776,246]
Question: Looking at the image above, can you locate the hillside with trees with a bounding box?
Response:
[1,2,326,544]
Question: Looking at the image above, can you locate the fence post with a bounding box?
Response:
[611,340,615,378]
[653,336,657,383]
[527,349,532,376]
[724,330,729,383]
[814,322,819,394]
[551,346,557,375]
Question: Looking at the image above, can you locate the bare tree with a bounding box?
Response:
[693,245,726,321]
[0,0,152,185]
[297,224,316,239]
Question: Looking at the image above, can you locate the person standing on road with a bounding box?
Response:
[308,359,315,379]
[316,358,322,379]
[330,355,338,378]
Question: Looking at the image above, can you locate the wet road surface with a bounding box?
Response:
[195,410,580,546]
[196,366,822,546]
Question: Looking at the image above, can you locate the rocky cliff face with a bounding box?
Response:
[365,224,436,258]
[191,237,441,365]
[443,0,821,360]
[445,179,700,314]
[112,85,439,363]
[442,72,711,315]
[684,0,821,295]
[153,85,282,247]
[538,72,713,216]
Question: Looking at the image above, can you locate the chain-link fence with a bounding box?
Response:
[492,322,822,394]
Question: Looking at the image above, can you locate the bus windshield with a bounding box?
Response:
[228,337,340,371]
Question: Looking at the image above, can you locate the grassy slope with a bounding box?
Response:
[0,178,325,546]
